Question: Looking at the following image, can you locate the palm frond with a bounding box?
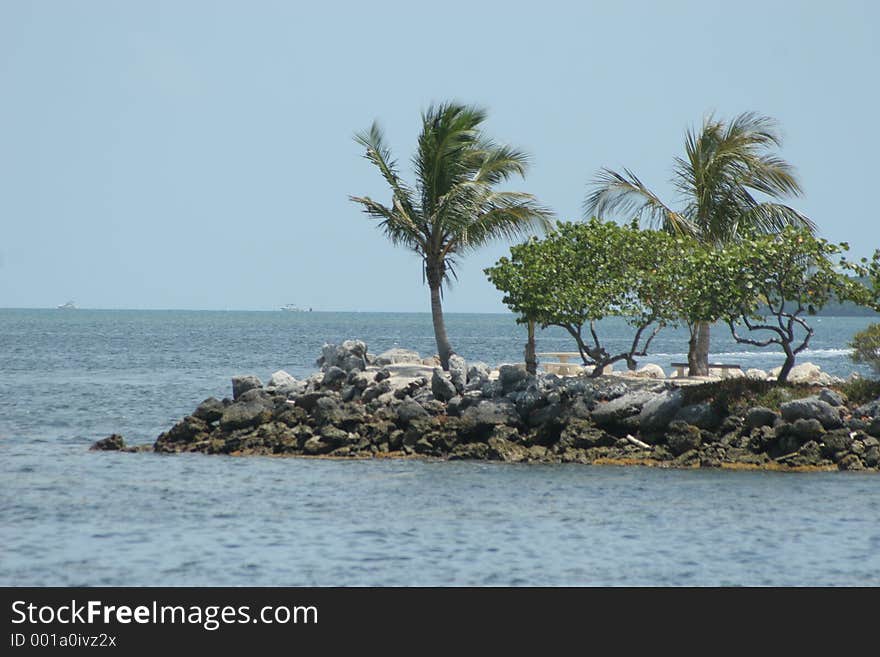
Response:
[353,122,417,219]
[585,167,693,235]
[447,194,553,256]
[349,195,425,251]
[737,202,816,235]
[471,141,529,185]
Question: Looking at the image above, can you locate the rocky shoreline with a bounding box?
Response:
[94,340,880,472]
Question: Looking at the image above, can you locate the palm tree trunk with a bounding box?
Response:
[688,321,710,376]
[427,263,454,369]
[525,318,537,375]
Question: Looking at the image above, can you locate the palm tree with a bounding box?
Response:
[351,103,552,369]
[585,112,815,375]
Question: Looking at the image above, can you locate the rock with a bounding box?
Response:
[275,380,307,398]
[91,434,125,451]
[848,417,868,432]
[498,364,529,393]
[268,370,296,388]
[780,397,843,430]
[667,421,702,456]
[774,426,804,455]
[789,418,826,442]
[745,368,768,380]
[302,435,334,455]
[633,363,665,379]
[821,430,853,457]
[348,371,372,391]
[591,390,657,429]
[396,399,429,425]
[460,400,520,428]
[374,368,391,382]
[817,373,843,387]
[838,454,865,471]
[391,376,428,400]
[787,362,822,384]
[448,354,468,393]
[317,340,368,373]
[449,443,490,460]
[318,425,350,446]
[431,369,457,402]
[637,389,684,432]
[818,388,846,407]
[856,397,880,420]
[796,440,823,465]
[363,380,392,403]
[747,426,776,452]
[561,420,615,448]
[673,401,722,430]
[193,397,225,423]
[231,375,262,400]
[487,435,528,462]
[219,400,272,430]
[863,444,880,468]
[294,390,336,411]
[321,366,347,388]
[313,397,343,425]
[867,418,880,438]
[744,406,779,430]
[422,356,441,367]
[528,403,563,427]
[467,362,490,384]
[374,348,422,366]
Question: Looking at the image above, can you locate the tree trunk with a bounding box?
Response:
[777,348,796,383]
[428,275,454,370]
[524,318,537,375]
[688,321,710,376]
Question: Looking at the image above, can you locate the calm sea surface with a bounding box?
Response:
[2,309,880,585]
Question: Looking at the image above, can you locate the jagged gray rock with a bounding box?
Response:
[231,375,262,400]
[591,390,657,428]
[431,369,457,402]
[780,397,843,430]
[448,354,468,394]
[638,389,683,432]
[744,406,779,430]
[268,370,296,388]
[498,364,529,393]
[674,402,722,430]
[374,348,422,366]
[318,340,368,372]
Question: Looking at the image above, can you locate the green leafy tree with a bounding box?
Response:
[485,219,681,376]
[714,227,868,382]
[585,112,815,375]
[850,324,880,375]
[351,103,552,369]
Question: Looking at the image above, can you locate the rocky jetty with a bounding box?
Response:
[96,341,880,472]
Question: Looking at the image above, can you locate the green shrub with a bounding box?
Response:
[850,323,880,374]
[840,377,880,405]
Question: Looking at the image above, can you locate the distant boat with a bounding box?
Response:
[56,301,77,310]
[281,304,304,312]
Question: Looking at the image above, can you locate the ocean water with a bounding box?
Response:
[2,309,880,586]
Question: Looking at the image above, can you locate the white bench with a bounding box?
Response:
[538,352,613,376]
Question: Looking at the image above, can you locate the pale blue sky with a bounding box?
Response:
[1,0,877,311]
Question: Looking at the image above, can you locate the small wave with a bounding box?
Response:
[800,348,853,357]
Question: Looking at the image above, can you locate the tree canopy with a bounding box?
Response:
[485,219,682,375]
